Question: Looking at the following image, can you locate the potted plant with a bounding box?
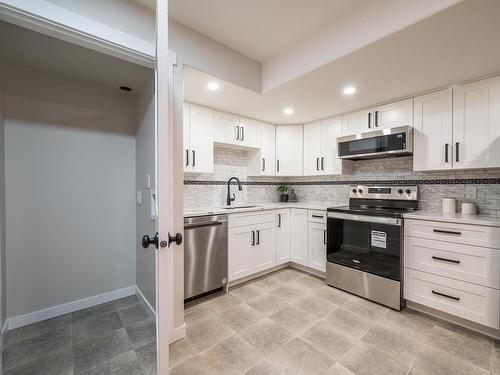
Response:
[277,185,289,202]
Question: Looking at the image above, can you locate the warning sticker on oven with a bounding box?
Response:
[371,231,387,248]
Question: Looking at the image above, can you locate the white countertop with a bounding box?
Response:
[184,201,339,218]
[404,210,500,227]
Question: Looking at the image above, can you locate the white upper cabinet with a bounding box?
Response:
[413,89,453,171]
[214,111,240,145]
[304,117,352,176]
[373,98,413,130]
[342,108,373,135]
[247,122,275,176]
[275,125,303,176]
[214,111,260,149]
[184,104,214,174]
[453,76,500,169]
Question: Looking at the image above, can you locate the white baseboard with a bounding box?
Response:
[135,285,156,318]
[170,323,186,343]
[2,319,8,336]
[7,286,136,330]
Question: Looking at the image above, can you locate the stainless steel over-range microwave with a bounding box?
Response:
[337,126,413,160]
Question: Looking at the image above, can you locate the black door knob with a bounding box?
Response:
[168,232,183,247]
[398,189,404,194]
[406,189,412,195]
[142,233,159,249]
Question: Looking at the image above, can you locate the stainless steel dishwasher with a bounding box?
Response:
[184,214,228,301]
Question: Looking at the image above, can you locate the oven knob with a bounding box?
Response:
[358,189,363,194]
[352,189,357,193]
[405,189,412,195]
[398,189,403,194]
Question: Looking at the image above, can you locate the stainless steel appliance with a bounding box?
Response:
[337,126,413,160]
[326,185,418,310]
[184,214,228,301]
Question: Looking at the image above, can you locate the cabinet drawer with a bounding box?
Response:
[405,219,500,249]
[308,210,327,224]
[228,211,275,228]
[404,269,499,329]
[404,237,500,288]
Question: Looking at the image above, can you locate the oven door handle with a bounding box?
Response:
[327,212,401,226]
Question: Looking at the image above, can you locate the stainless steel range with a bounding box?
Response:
[326,185,418,310]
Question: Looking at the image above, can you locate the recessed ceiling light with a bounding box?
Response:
[207,81,220,91]
[343,86,356,96]
[283,107,294,115]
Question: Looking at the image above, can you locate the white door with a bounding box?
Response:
[276,209,291,265]
[453,76,500,169]
[303,121,323,176]
[342,108,372,135]
[323,116,347,175]
[189,104,214,173]
[183,103,190,172]
[373,98,413,130]
[307,222,327,272]
[276,125,303,176]
[239,117,261,148]
[253,223,276,273]
[228,226,254,281]
[290,209,308,266]
[413,89,453,171]
[260,122,276,176]
[214,111,240,145]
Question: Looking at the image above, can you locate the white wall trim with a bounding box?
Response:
[135,285,156,318]
[170,323,186,343]
[6,286,136,330]
[2,319,9,336]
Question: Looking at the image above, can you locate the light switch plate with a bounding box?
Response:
[136,191,142,205]
[146,174,151,190]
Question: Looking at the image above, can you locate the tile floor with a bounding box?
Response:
[2,295,157,375]
[172,267,500,375]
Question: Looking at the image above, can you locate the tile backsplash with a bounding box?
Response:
[184,147,500,216]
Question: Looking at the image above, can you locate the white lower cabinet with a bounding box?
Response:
[307,221,327,272]
[276,209,291,265]
[290,209,308,266]
[253,223,276,273]
[228,226,254,281]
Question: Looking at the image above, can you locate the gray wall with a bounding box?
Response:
[3,65,137,318]
[135,76,156,308]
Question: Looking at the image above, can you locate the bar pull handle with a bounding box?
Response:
[368,112,372,129]
[321,157,325,171]
[455,142,459,162]
[277,160,280,172]
[312,214,324,219]
[278,213,281,228]
[316,157,319,171]
[256,230,260,245]
[445,143,449,163]
[240,126,244,141]
[432,290,460,301]
[374,110,379,127]
[235,125,240,140]
[323,230,327,245]
[432,256,460,264]
[433,229,461,236]
[251,231,255,246]
[262,158,265,172]
[185,149,189,166]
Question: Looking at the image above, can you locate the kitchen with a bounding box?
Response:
[0,1,499,374]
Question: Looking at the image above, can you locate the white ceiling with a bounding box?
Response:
[169,0,357,61]
[184,0,500,124]
[0,21,153,93]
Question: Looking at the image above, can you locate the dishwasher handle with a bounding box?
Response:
[184,221,224,229]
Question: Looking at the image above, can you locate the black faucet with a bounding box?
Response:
[226,177,243,206]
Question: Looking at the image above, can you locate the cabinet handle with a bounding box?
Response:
[185,149,189,166]
[262,158,265,172]
[256,230,260,245]
[278,213,281,228]
[321,157,325,171]
[251,231,255,246]
[432,290,460,301]
[235,125,240,140]
[374,110,379,127]
[433,229,461,236]
[324,230,327,245]
[277,160,280,172]
[240,127,244,141]
[445,143,449,163]
[455,142,459,162]
[432,256,460,264]
[316,157,319,171]
[312,214,324,219]
[368,112,372,129]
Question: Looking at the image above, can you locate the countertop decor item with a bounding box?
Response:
[277,185,289,202]
[288,189,298,202]
[461,202,477,215]
[442,197,456,213]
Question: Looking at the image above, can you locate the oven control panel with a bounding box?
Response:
[349,185,418,201]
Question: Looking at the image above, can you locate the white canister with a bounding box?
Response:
[442,198,456,213]
[461,202,477,215]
